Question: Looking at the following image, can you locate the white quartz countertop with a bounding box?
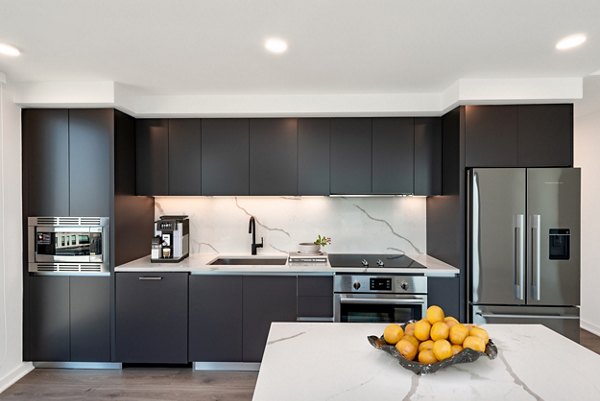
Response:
[253,323,600,401]
[114,253,458,276]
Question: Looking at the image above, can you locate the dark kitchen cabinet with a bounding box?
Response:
[298,119,330,195]
[169,119,202,195]
[297,276,333,319]
[330,118,372,194]
[250,119,298,195]
[188,275,243,362]
[28,276,70,361]
[414,117,442,196]
[70,277,111,362]
[465,105,519,167]
[68,109,112,217]
[116,273,188,363]
[372,118,414,194]
[136,119,169,195]
[517,104,573,167]
[22,109,70,216]
[202,119,249,195]
[243,276,297,362]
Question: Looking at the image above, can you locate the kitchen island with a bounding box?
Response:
[253,323,600,401]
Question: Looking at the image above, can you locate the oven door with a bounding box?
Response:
[334,293,427,323]
[30,226,104,263]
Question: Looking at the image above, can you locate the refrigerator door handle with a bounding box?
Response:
[531,214,542,301]
[475,312,579,320]
[514,214,525,300]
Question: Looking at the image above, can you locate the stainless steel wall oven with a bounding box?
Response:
[28,216,110,275]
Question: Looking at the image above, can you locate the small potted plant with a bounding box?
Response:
[298,234,332,254]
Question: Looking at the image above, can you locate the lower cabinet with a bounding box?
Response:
[28,275,110,362]
[297,276,334,319]
[242,276,297,362]
[116,273,188,363]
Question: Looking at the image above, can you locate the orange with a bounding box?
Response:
[463,336,486,352]
[469,327,490,345]
[430,322,450,341]
[395,339,417,361]
[404,322,416,336]
[451,344,463,355]
[418,350,438,364]
[418,340,434,352]
[432,339,452,361]
[383,324,404,345]
[444,316,459,329]
[402,334,419,349]
[425,305,445,325]
[414,319,432,341]
[449,324,469,345]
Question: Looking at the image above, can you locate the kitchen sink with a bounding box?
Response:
[209,257,288,266]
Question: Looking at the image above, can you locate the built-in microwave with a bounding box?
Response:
[28,217,110,275]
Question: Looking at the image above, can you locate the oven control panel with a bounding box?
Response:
[370,278,392,291]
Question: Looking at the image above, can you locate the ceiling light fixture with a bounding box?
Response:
[265,38,288,54]
[555,34,587,50]
[0,42,20,57]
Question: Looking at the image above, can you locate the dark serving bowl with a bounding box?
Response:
[368,329,498,375]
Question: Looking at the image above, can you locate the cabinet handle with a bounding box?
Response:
[138,276,163,281]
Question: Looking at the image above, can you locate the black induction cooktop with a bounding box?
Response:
[327,253,426,269]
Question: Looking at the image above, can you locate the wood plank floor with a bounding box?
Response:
[2,329,600,400]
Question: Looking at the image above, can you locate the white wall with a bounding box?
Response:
[0,79,33,393]
[155,196,426,256]
[575,80,600,335]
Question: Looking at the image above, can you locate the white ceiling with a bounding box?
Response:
[1,0,600,98]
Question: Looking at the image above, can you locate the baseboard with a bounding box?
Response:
[0,362,34,394]
[581,319,600,337]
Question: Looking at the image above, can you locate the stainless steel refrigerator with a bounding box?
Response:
[469,168,581,342]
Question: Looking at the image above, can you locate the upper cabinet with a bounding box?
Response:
[168,119,202,195]
[330,118,372,194]
[136,119,169,195]
[23,109,114,217]
[465,104,573,168]
[202,119,250,195]
[249,119,298,195]
[372,118,414,194]
[414,117,442,196]
[298,119,330,195]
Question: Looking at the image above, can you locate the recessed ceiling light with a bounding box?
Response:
[0,42,20,57]
[265,38,288,54]
[555,34,587,50]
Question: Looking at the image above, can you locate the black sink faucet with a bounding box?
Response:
[248,216,263,255]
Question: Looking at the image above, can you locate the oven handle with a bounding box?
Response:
[339,296,425,305]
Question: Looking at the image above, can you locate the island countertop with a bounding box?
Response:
[115,253,458,276]
[252,323,600,401]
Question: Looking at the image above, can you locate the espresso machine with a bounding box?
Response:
[151,215,190,263]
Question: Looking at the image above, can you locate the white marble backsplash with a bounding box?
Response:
[154,196,426,256]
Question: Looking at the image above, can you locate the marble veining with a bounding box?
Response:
[266,331,306,345]
[153,196,426,256]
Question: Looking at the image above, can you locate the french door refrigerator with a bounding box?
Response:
[469,168,581,342]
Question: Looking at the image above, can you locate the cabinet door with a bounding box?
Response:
[22,109,70,216]
[202,119,249,195]
[249,119,298,195]
[189,275,243,362]
[169,119,202,195]
[136,119,169,195]
[414,117,442,195]
[243,276,297,362]
[428,277,461,320]
[298,119,330,195]
[297,276,333,319]
[517,104,573,167]
[372,118,414,194]
[330,118,372,194]
[116,273,188,363]
[465,106,518,167]
[69,109,113,217]
[70,277,111,362]
[29,276,70,361]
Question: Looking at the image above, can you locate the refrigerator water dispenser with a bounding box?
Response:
[549,228,570,260]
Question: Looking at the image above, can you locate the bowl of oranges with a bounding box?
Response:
[368,305,497,375]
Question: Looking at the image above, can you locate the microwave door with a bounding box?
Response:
[34,226,94,263]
